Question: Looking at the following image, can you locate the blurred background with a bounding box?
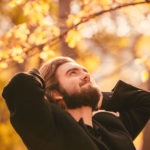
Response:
[0,0,150,149]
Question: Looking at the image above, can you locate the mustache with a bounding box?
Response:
[79,80,91,87]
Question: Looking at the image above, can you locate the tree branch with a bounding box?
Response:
[0,1,150,66]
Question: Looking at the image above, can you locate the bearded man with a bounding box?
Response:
[2,56,150,150]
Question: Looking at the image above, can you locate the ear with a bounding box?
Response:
[51,90,67,109]
[51,90,63,101]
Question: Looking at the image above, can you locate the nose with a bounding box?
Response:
[81,72,90,81]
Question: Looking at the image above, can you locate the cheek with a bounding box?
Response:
[59,78,80,94]
[58,76,81,94]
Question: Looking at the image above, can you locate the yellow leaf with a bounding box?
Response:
[0,51,9,59]
[67,14,80,27]
[14,24,30,42]
[13,55,24,63]
[40,51,48,60]
[23,1,49,25]
[100,0,112,8]
[141,70,149,82]
[133,0,143,2]
[10,46,23,57]
[51,26,60,37]
[66,29,81,48]
[8,0,26,7]
[77,52,100,72]
[40,46,55,61]
[0,62,8,69]
[135,36,150,58]
[82,0,91,5]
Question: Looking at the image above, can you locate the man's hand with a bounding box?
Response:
[28,68,45,89]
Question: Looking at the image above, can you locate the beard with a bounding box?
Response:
[57,84,100,110]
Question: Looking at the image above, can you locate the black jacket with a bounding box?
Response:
[2,72,150,150]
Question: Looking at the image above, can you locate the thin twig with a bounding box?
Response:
[0,1,149,65]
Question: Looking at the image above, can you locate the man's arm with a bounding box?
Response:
[2,70,56,146]
[101,80,150,139]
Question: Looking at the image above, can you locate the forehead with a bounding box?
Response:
[56,62,86,75]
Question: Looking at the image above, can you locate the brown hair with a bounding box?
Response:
[39,56,74,102]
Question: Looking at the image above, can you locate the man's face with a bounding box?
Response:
[55,61,102,109]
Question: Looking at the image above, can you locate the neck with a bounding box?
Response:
[67,106,93,127]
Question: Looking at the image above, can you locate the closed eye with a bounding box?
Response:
[66,68,78,76]
[69,70,78,76]
[66,67,89,76]
[70,71,76,74]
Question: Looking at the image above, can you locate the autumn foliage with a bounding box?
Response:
[0,0,150,149]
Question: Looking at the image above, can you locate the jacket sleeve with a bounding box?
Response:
[101,80,150,140]
[2,70,56,145]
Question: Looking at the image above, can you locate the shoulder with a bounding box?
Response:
[93,110,120,125]
[92,110,126,130]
